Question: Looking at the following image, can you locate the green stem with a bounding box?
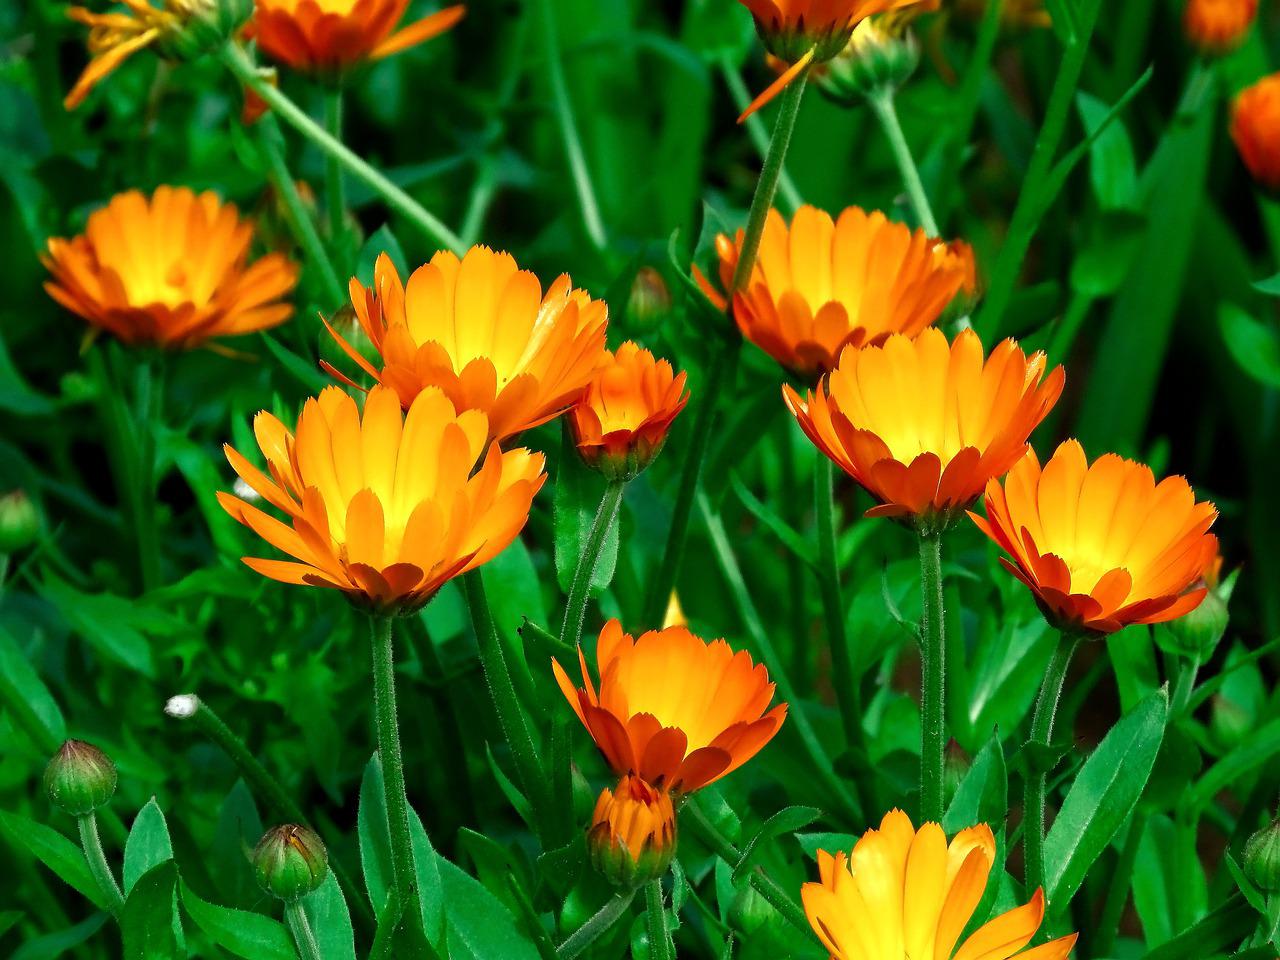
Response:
[1023,632,1081,904]
[730,67,810,294]
[133,354,162,592]
[1046,289,1095,365]
[645,880,673,960]
[1171,655,1202,716]
[533,0,606,250]
[323,87,346,242]
[218,43,463,255]
[370,615,421,936]
[255,114,345,307]
[917,530,946,824]
[463,570,552,835]
[869,90,939,235]
[815,456,863,753]
[641,342,740,626]
[1094,811,1146,957]
[556,890,636,959]
[683,800,810,935]
[717,54,802,213]
[77,813,124,916]
[286,900,324,960]
[560,479,626,648]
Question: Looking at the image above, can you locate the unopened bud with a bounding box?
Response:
[1245,818,1280,892]
[588,775,676,889]
[626,267,672,332]
[164,694,200,719]
[44,740,117,816]
[820,15,921,103]
[0,490,40,553]
[253,825,328,901]
[1166,560,1234,660]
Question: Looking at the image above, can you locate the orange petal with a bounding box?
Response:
[738,48,815,124]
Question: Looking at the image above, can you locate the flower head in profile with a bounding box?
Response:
[553,619,787,792]
[569,342,689,481]
[219,385,546,614]
[325,247,609,442]
[588,774,677,889]
[42,187,297,350]
[1232,74,1280,194]
[803,810,1078,960]
[784,328,1062,531]
[696,205,974,378]
[250,0,464,74]
[1184,0,1257,54]
[970,439,1218,637]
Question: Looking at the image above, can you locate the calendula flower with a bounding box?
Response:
[1184,0,1257,53]
[819,9,925,100]
[553,619,787,792]
[803,810,1078,960]
[588,774,677,889]
[568,342,690,480]
[784,328,1062,530]
[971,439,1218,637]
[325,247,609,442]
[696,205,974,378]
[1232,74,1280,193]
[250,0,464,74]
[736,0,934,119]
[218,384,546,614]
[42,186,297,350]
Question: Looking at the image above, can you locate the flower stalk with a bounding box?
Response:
[77,813,124,916]
[917,529,946,824]
[645,880,674,960]
[1024,632,1082,903]
[285,901,324,960]
[868,89,939,235]
[323,87,347,242]
[815,455,863,754]
[556,890,636,959]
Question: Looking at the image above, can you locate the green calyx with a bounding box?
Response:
[44,740,118,817]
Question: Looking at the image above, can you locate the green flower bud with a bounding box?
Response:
[1166,563,1235,660]
[157,0,253,63]
[0,490,40,554]
[44,740,118,817]
[253,825,329,901]
[1245,819,1280,892]
[820,16,921,104]
[626,267,672,333]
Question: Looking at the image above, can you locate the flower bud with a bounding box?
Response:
[1166,559,1233,660]
[158,0,254,61]
[588,775,676,889]
[0,490,40,554]
[1184,0,1257,55]
[44,740,117,817]
[253,825,328,901]
[1245,819,1280,892]
[1210,694,1251,753]
[820,16,920,102]
[626,267,672,333]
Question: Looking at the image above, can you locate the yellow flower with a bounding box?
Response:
[219,384,546,614]
[803,810,1078,960]
[325,247,609,443]
[42,186,297,350]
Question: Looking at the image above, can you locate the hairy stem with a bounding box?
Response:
[917,531,946,823]
[286,900,324,960]
[645,880,673,960]
[815,456,863,754]
[556,890,636,959]
[323,87,346,242]
[560,478,626,648]
[869,89,939,235]
[78,813,124,916]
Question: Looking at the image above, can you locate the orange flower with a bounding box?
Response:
[553,619,787,792]
[588,774,677,888]
[218,384,546,613]
[803,810,1078,960]
[970,440,1218,637]
[696,205,974,378]
[1184,0,1257,53]
[784,328,1062,529]
[325,247,609,442]
[64,0,180,109]
[250,0,464,73]
[42,187,297,350]
[568,342,689,480]
[1232,74,1280,193]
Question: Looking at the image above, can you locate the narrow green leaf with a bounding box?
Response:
[123,798,173,895]
[0,628,65,750]
[439,858,540,960]
[553,430,620,596]
[943,734,1007,834]
[731,807,821,884]
[1219,304,1280,389]
[180,882,294,960]
[303,872,358,960]
[1141,895,1254,960]
[0,810,108,910]
[1190,717,1280,810]
[10,914,109,960]
[1044,689,1168,908]
[121,861,182,960]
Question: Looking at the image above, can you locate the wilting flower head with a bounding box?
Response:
[553,619,788,792]
[250,0,464,74]
[588,774,677,889]
[219,385,546,614]
[696,205,974,378]
[1184,0,1257,53]
[971,440,1219,636]
[803,810,1078,960]
[568,342,689,481]
[1232,74,1280,194]
[325,247,609,443]
[784,328,1062,531]
[42,187,297,350]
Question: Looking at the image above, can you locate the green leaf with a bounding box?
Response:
[261,332,328,393]
[37,575,160,677]
[0,810,108,910]
[121,861,183,960]
[0,627,65,751]
[553,431,621,597]
[1077,91,1138,209]
[732,807,821,884]
[440,858,540,960]
[123,799,173,895]
[10,914,109,960]
[210,780,264,908]
[357,224,408,284]
[1044,688,1169,908]
[1141,895,1255,960]
[1069,210,1146,298]
[1189,717,1280,811]
[302,872,358,960]
[1219,304,1280,389]
[180,882,295,960]
[943,734,1007,834]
